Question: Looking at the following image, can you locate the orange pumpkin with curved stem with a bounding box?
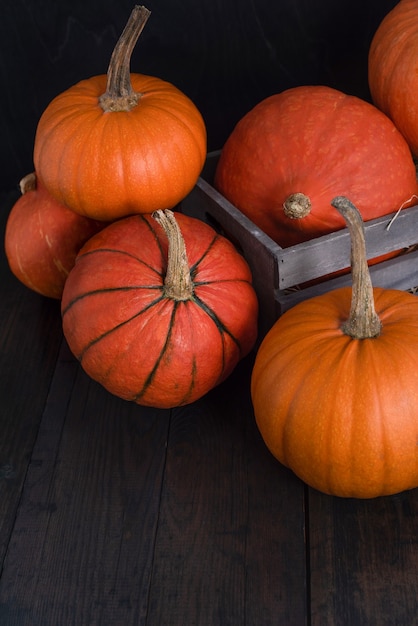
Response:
[251,196,418,498]
[61,210,258,409]
[33,6,207,221]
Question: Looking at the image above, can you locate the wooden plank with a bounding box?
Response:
[0,340,171,625]
[309,488,418,626]
[147,355,308,625]
[0,191,63,567]
[277,206,418,289]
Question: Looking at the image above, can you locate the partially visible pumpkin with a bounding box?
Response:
[251,195,418,499]
[4,173,105,299]
[33,6,207,221]
[369,0,418,157]
[61,210,258,409]
[214,85,417,248]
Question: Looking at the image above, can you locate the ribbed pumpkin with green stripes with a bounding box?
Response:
[61,209,258,408]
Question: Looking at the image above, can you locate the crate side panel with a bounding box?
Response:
[277,205,418,289]
[277,249,418,313]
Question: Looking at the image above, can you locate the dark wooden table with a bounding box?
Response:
[0,189,417,626]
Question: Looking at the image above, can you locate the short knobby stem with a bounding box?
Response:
[152,210,194,301]
[19,172,37,194]
[99,5,151,112]
[331,196,382,339]
[283,192,311,219]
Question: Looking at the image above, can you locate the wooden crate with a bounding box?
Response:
[181,151,418,338]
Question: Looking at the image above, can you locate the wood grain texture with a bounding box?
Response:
[147,356,307,625]
[309,489,418,626]
[0,339,171,625]
[0,192,63,567]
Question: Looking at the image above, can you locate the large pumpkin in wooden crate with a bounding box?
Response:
[251,196,418,499]
[214,85,417,248]
[33,7,207,221]
[61,210,258,408]
[369,0,418,157]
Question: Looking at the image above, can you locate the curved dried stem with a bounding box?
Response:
[331,196,382,339]
[152,210,194,301]
[99,5,151,112]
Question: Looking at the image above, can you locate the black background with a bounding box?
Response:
[1,0,398,192]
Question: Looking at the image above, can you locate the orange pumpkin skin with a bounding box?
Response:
[61,212,258,408]
[251,287,418,499]
[214,86,418,247]
[369,0,418,157]
[4,175,105,299]
[33,74,207,221]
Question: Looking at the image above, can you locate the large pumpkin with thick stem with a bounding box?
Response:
[61,210,258,409]
[251,196,418,499]
[33,7,207,221]
[214,85,417,248]
[369,0,418,157]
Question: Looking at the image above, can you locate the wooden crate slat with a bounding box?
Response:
[277,205,418,289]
[276,248,418,313]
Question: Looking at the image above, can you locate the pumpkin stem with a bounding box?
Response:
[99,5,151,113]
[19,172,37,194]
[283,193,311,219]
[331,196,382,339]
[152,209,194,301]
